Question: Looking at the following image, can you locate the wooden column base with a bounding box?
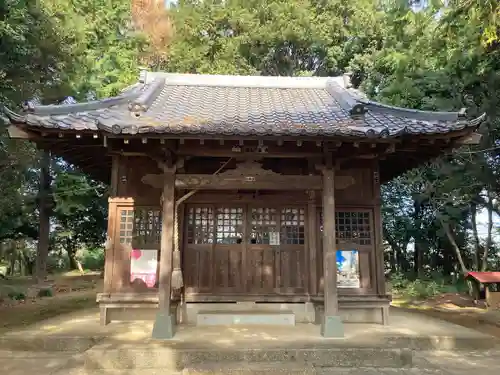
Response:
[320,315,344,338]
[152,311,176,340]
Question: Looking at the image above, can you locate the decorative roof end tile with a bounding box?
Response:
[325,80,366,117]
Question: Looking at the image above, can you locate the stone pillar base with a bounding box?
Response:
[321,315,344,338]
[152,311,176,340]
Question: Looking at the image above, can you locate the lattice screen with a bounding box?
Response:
[319,210,372,245]
[118,207,162,247]
[186,206,215,244]
[215,207,244,244]
[280,208,305,245]
[118,209,134,245]
[250,208,278,244]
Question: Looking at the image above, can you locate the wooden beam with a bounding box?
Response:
[175,142,322,158]
[110,155,120,196]
[142,172,356,191]
[6,125,36,139]
[457,132,482,145]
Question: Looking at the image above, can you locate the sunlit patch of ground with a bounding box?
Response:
[392,292,500,338]
[0,274,102,333]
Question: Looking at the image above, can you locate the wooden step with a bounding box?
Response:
[196,310,295,326]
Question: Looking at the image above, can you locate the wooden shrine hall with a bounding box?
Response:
[4,71,484,338]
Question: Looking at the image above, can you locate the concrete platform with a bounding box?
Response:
[1,307,500,374]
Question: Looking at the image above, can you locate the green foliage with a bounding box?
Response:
[80,248,105,271]
[7,289,26,301]
[52,165,108,270]
[0,0,72,104]
[39,0,146,99]
[0,0,499,292]
[390,273,457,299]
[37,287,53,297]
[163,0,383,76]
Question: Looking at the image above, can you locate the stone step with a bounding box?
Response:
[0,336,101,352]
[80,347,414,370]
[48,366,450,375]
[196,310,295,326]
[182,362,315,375]
[181,365,444,375]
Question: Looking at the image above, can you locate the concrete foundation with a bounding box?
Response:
[151,312,175,340]
[186,302,315,324]
[102,301,388,327]
[197,310,295,326]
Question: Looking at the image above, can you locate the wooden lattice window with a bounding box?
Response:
[186,207,215,244]
[250,208,279,244]
[119,209,134,245]
[280,207,305,245]
[336,211,371,245]
[133,209,162,247]
[118,208,162,247]
[215,207,244,244]
[319,210,372,245]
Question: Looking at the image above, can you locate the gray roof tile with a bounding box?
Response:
[2,72,485,138]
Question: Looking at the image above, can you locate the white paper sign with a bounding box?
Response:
[130,249,158,288]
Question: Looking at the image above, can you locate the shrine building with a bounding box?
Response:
[4,71,484,338]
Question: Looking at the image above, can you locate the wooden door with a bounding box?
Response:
[246,207,279,294]
[213,206,245,293]
[273,207,307,294]
[246,206,307,295]
[184,203,307,298]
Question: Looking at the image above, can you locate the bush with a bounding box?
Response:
[390,273,447,299]
[0,285,27,301]
[47,253,69,274]
[80,248,105,271]
[37,287,53,297]
[8,290,26,301]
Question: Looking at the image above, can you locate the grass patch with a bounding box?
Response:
[0,290,97,333]
[389,272,466,300]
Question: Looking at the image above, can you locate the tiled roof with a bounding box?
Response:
[2,72,485,138]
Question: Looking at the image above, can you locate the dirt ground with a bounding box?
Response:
[0,272,102,333]
[2,275,500,341]
[392,291,500,338]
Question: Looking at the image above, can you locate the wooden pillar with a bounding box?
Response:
[103,155,120,294]
[320,166,344,337]
[152,167,176,339]
[307,191,318,296]
[372,166,387,297]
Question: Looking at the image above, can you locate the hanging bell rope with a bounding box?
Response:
[170,157,233,290]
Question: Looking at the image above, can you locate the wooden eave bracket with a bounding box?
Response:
[457,132,482,146]
[6,125,37,139]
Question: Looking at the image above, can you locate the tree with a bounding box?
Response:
[52,165,107,271]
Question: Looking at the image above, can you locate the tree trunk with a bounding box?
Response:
[482,190,494,271]
[441,219,468,274]
[66,239,78,270]
[34,150,52,284]
[413,199,425,278]
[470,202,482,271]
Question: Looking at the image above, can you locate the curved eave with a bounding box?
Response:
[4,112,486,141]
[0,82,143,123]
[0,72,487,140]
